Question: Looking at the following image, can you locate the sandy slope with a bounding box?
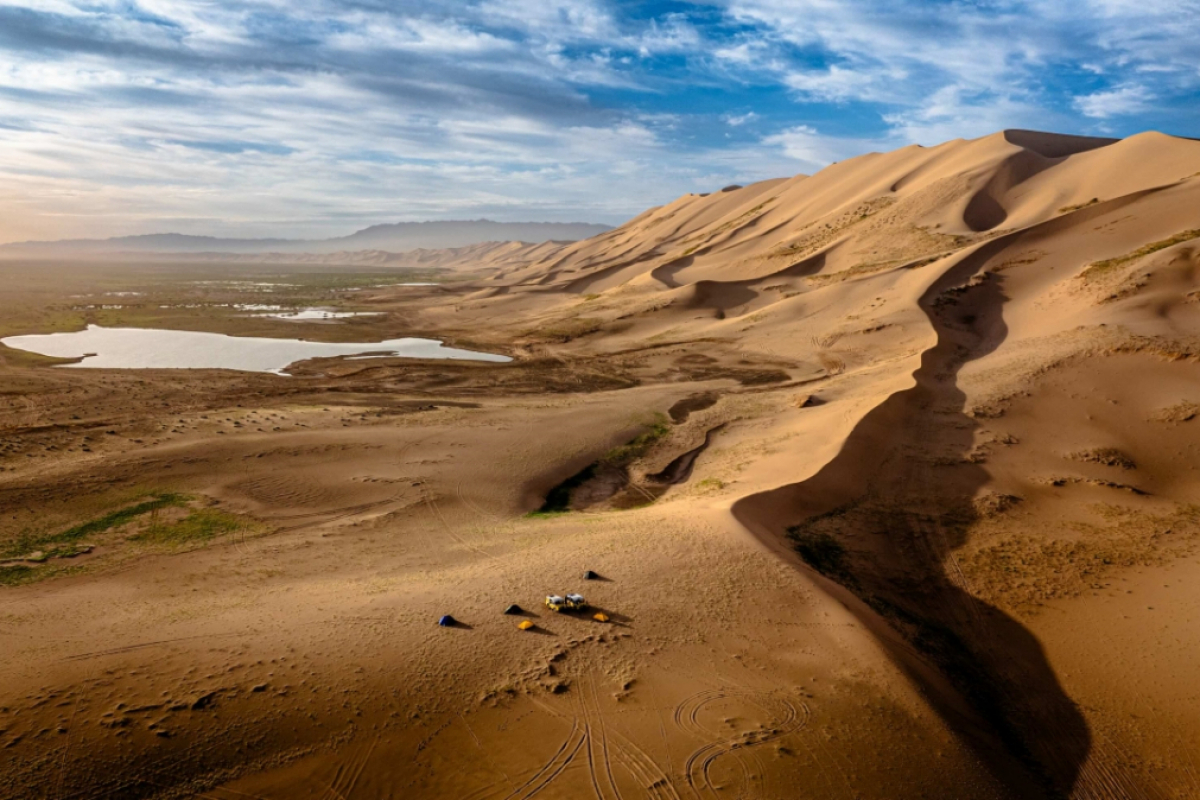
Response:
[2,129,1200,799]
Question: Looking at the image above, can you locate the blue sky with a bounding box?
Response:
[0,0,1197,242]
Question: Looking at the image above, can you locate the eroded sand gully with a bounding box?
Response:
[3,130,1200,799]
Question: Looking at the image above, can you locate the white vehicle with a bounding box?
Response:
[545,593,587,612]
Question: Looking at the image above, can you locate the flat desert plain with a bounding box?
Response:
[3,130,1200,799]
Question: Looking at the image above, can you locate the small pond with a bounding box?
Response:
[2,324,510,374]
[235,305,383,321]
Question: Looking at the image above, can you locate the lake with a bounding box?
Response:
[2,324,511,374]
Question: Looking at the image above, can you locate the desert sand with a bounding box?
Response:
[2,129,1200,799]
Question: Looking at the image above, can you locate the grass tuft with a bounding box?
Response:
[1058,197,1100,213]
[602,414,670,466]
[1080,229,1200,283]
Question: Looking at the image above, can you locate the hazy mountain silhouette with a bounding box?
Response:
[0,220,612,257]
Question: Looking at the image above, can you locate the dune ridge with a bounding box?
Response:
[2,129,1200,798]
[409,127,1200,797]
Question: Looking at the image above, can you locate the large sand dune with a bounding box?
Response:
[2,129,1199,799]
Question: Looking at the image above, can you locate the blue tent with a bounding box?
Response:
[438,615,456,627]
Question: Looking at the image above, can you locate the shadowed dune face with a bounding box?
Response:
[732,240,1090,797]
[1001,129,1118,158]
[964,188,1009,232]
[3,130,1200,799]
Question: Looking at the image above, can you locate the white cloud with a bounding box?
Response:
[712,40,770,66]
[761,125,889,171]
[783,64,902,103]
[477,0,618,42]
[634,15,701,56]
[0,0,1197,243]
[1073,84,1153,118]
[326,17,513,54]
[883,85,1049,145]
[726,0,1199,142]
[722,111,759,127]
[761,125,834,166]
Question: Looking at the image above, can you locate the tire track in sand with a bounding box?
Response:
[673,688,809,799]
[321,736,377,800]
[530,684,682,800]
[494,718,587,800]
[422,485,494,561]
[580,678,622,800]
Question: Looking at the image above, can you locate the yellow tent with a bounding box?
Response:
[518,620,535,631]
[593,613,609,623]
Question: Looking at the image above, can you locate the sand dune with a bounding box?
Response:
[2,129,1200,798]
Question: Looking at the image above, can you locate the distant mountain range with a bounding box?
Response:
[0,220,612,257]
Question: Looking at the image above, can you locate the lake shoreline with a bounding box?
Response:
[1,323,511,375]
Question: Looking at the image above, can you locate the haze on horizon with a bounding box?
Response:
[1,0,1197,245]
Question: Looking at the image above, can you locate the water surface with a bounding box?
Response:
[2,324,509,374]
[235,305,382,320]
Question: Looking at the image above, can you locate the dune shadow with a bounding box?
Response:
[1002,129,1117,158]
[732,237,1090,798]
[647,424,724,485]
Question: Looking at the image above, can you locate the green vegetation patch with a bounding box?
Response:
[1080,228,1200,283]
[532,414,672,515]
[2,493,188,559]
[0,564,39,586]
[531,317,603,343]
[131,508,250,546]
[603,414,670,466]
